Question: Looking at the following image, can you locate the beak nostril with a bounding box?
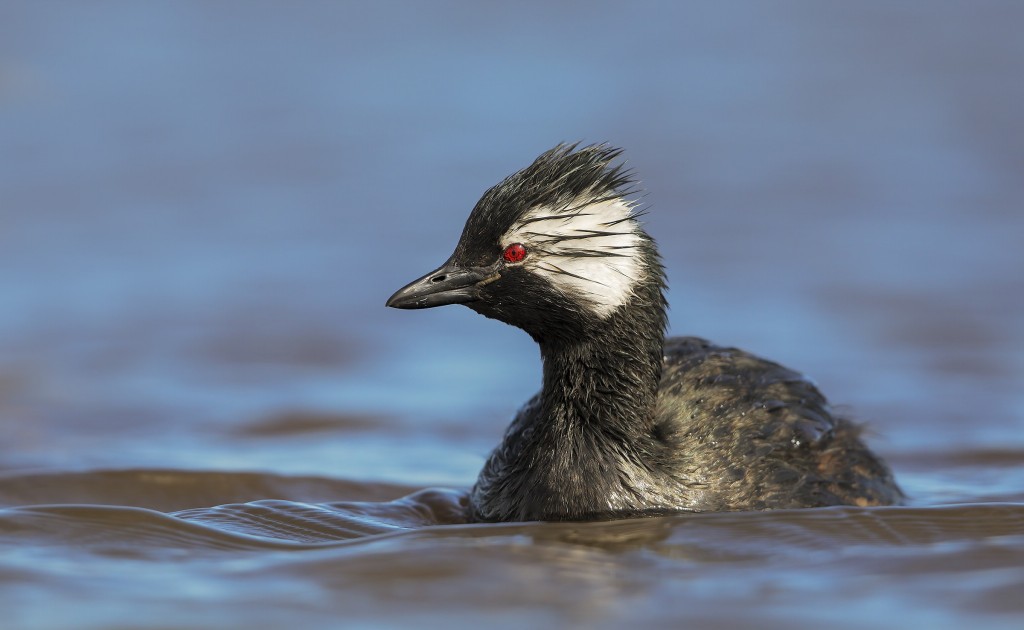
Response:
[431,274,447,283]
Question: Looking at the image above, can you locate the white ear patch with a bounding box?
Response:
[500,195,644,318]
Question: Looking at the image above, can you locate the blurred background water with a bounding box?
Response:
[1,1,1022,629]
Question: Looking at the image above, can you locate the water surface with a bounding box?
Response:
[1,2,1022,628]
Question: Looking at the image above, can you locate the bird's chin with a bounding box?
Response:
[464,298,588,345]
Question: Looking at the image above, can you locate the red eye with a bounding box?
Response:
[503,243,527,263]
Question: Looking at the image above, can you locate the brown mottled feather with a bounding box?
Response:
[653,337,902,511]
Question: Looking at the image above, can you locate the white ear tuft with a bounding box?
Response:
[501,194,644,318]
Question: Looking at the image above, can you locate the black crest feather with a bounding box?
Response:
[454,143,640,264]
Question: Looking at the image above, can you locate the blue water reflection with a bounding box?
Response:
[1,1,1022,489]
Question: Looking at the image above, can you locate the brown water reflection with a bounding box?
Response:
[2,471,1023,627]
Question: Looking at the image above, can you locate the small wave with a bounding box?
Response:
[0,468,418,512]
[3,489,1022,560]
[173,488,468,542]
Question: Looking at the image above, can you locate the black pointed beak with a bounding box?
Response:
[386,261,498,309]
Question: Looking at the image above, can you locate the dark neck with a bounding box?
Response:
[537,279,667,440]
[469,269,670,522]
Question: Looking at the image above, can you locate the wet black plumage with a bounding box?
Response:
[387,143,903,522]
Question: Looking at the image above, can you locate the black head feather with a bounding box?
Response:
[432,143,666,345]
[452,143,638,265]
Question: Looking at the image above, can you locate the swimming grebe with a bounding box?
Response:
[387,143,903,522]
